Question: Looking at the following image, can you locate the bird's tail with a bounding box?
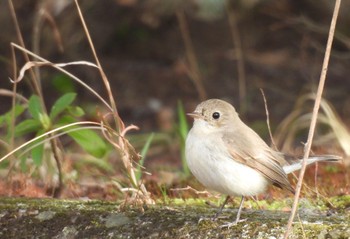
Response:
[283,155,341,174]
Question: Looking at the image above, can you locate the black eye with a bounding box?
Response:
[212,112,220,120]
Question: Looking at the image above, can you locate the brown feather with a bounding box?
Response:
[222,126,295,194]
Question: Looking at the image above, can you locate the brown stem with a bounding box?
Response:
[226,2,246,114]
[176,10,207,101]
[284,0,341,237]
[50,138,63,198]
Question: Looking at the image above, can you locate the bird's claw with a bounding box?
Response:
[219,218,247,228]
[198,215,228,224]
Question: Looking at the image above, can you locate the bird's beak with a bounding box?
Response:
[187,112,202,119]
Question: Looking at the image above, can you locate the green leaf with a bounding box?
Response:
[15,119,41,136]
[50,93,77,120]
[177,100,190,176]
[77,157,114,173]
[30,129,46,166]
[55,115,76,125]
[140,133,154,161]
[39,113,51,130]
[177,100,189,143]
[0,104,25,127]
[20,155,28,172]
[28,95,43,121]
[68,106,85,117]
[0,159,9,169]
[136,133,155,181]
[31,140,44,166]
[68,129,107,158]
[52,74,76,93]
[0,115,4,126]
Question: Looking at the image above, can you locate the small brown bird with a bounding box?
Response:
[186,99,340,227]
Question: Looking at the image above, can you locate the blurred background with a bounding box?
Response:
[0,0,349,199]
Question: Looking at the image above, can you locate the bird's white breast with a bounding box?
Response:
[185,121,269,196]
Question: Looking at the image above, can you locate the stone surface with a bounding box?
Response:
[0,197,349,238]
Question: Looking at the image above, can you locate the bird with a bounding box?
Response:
[185,99,340,227]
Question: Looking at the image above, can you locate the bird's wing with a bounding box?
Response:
[222,131,294,193]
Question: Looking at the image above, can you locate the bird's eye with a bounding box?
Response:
[212,112,220,120]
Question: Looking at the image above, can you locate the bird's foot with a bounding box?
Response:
[219,218,247,229]
[198,214,229,224]
[212,214,230,221]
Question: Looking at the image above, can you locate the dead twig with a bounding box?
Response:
[226,2,247,114]
[260,89,278,150]
[74,0,153,204]
[284,0,341,237]
[8,1,64,197]
[170,186,211,195]
[176,9,207,101]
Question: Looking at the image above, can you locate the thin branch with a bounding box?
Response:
[8,0,41,96]
[10,43,112,111]
[16,126,105,159]
[0,89,28,104]
[74,0,122,130]
[226,2,247,114]
[0,121,106,163]
[74,1,154,204]
[260,89,277,150]
[170,186,210,195]
[284,0,341,237]
[176,9,207,101]
[11,60,98,83]
[9,45,19,149]
[50,137,63,198]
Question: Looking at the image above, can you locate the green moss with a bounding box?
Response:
[329,195,350,210]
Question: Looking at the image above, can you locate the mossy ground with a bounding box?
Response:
[0,196,349,238]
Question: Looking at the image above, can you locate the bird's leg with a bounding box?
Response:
[220,196,246,228]
[213,195,231,219]
[234,196,245,224]
[199,196,231,223]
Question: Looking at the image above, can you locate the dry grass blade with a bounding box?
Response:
[260,88,277,150]
[274,94,350,158]
[170,186,211,196]
[0,89,28,104]
[226,2,246,114]
[6,0,153,205]
[74,0,153,204]
[32,3,64,90]
[8,0,66,197]
[16,126,105,160]
[318,99,350,156]
[0,121,105,164]
[12,61,98,83]
[74,0,120,129]
[176,9,207,101]
[8,0,41,96]
[284,0,342,237]
[10,43,113,111]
